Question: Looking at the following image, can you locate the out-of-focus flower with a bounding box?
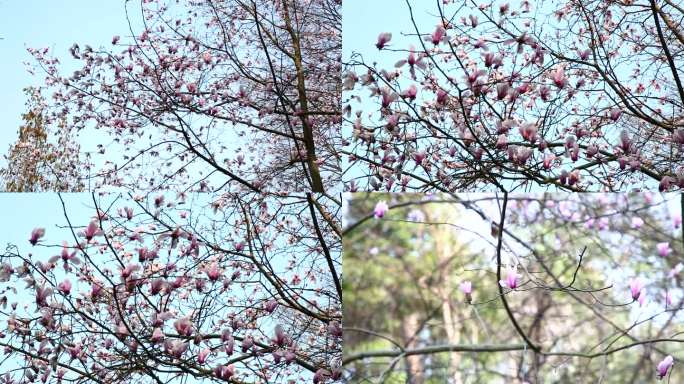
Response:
[499,265,520,290]
[460,281,473,303]
[657,355,673,380]
[630,278,643,301]
[374,201,389,218]
[657,242,671,257]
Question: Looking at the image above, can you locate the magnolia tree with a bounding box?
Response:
[25,0,341,193]
[0,192,342,383]
[343,192,684,383]
[343,0,684,193]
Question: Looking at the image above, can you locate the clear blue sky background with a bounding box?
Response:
[0,0,131,166]
[343,0,433,69]
[0,193,92,255]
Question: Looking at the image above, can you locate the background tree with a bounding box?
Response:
[343,192,684,383]
[0,87,85,192]
[343,0,684,193]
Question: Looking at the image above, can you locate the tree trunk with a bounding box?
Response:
[401,312,425,384]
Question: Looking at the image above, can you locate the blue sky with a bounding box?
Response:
[343,0,433,69]
[0,0,131,165]
[0,193,92,249]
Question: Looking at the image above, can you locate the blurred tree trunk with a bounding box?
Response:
[401,312,425,384]
[434,221,464,384]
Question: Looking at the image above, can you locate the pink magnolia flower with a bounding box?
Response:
[112,35,120,45]
[496,133,509,149]
[214,364,235,380]
[657,355,673,379]
[206,261,221,281]
[35,285,52,307]
[499,265,520,290]
[198,348,210,364]
[429,25,446,45]
[90,283,103,299]
[48,242,80,268]
[380,87,397,108]
[234,241,244,252]
[578,48,591,60]
[519,122,538,143]
[395,46,425,73]
[273,325,287,346]
[659,176,675,192]
[543,153,556,169]
[222,330,235,355]
[264,299,278,313]
[483,52,502,68]
[538,85,551,101]
[241,335,254,353]
[460,281,473,303]
[413,151,427,166]
[174,317,193,337]
[151,327,164,343]
[674,214,682,229]
[375,32,392,50]
[68,343,82,360]
[202,51,212,65]
[460,281,472,294]
[29,227,45,245]
[58,279,72,295]
[496,83,509,100]
[674,128,684,145]
[313,368,331,384]
[385,113,400,131]
[609,108,622,121]
[657,242,671,257]
[120,263,141,279]
[374,201,389,218]
[401,84,418,100]
[631,217,644,229]
[327,321,343,338]
[79,221,103,242]
[149,278,166,295]
[664,291,674,307]
[435,88,448,105]
[630,278,643,301]
[551,66,567,88]
[165,340,188,359]
[285,350,296,363]
[123,206,134,220]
